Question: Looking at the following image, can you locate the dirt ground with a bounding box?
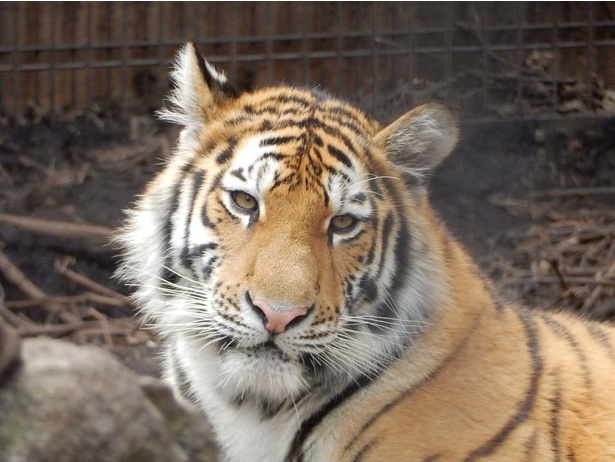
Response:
[0,112,614,375]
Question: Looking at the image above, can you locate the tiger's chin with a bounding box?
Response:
[218,343,309,404]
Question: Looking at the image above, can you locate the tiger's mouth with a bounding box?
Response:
[217,336,290,359]
[246,340,284,355]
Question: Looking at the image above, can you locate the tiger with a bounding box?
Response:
[116,42,615,462]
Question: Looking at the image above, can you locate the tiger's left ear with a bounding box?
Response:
[158,42,237,128]
[374,104,458,184]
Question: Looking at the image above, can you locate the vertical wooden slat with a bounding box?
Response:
[0,2,613,119]
[13,3,22,115]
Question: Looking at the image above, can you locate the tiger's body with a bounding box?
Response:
[117,43,615,462]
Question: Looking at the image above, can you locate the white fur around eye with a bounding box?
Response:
[220,191,257,227]
[325,169,372,246]
[219,134,285,220]
[328,218,365,246]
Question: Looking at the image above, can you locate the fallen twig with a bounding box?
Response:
[500,276,615,288]
[0,213,114,243]
[5,292,131,310]
[0,248,47,299]
[0,248,80,323]
[581,258,615,313]
[83,307,114,345]
[54,258,129,304]
[529,187,615,198]
[17,319,133,338]
[505,225,614,240]
[0,301,33,328]
[492,201,614,317]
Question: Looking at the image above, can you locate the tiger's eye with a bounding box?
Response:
[330,215,357,231]
[231,191,258,211]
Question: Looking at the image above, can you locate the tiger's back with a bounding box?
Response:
[329,295,615,461]
[117,43,615,461]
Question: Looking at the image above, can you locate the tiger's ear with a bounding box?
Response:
[374,104,458,184]
[158,42,237,128]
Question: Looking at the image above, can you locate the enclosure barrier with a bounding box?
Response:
[1,2,614,121]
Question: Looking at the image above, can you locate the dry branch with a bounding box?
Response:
[17,318,134,338]
[0,213,114,243]
[0,301,32,328]
[6,293,131,310]
[0,248,47,299]
[529,187,615,198]
[500,276,615,288]
[0,248,80,323]
[487,198,615,317]
[581,259,615,313]
[54,258,129,304]
[0,247,138,344]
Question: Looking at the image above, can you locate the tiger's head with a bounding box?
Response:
[118,43,457,407]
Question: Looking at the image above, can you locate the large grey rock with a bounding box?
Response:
[0,335,218,462]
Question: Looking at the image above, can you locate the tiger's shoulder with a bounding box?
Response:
[116,43,615,462]
[302,223,615,461]
[328,295,615,461]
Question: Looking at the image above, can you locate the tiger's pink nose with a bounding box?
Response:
[251,299,308,334]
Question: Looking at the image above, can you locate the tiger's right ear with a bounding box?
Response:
[158,42,237,128]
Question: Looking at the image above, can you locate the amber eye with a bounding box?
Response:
[330,215,358,232]
[231,191,258,211]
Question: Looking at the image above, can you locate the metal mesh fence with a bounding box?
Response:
[1,2,614,122]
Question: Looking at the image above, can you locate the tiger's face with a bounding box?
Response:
[118,43,457,407]
[168,89,396,400]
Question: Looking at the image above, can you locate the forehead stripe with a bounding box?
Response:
[323,105,371,131]
[320,125,364,161]
[323,114,369,137]
[269,94,311,107]
[257,118,363,160]
[327,145,354,169]
[257,152,286,162]
[230,168,246,181]
[215,146,234,165]
[260,135,299,147]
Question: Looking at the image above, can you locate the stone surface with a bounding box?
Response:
[0,336,218,462]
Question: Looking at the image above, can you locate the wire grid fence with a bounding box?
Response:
[1,2,614,122]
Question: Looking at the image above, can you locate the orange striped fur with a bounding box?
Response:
[117,43,615,461]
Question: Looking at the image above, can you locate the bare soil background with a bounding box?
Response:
[1,113,614,375]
